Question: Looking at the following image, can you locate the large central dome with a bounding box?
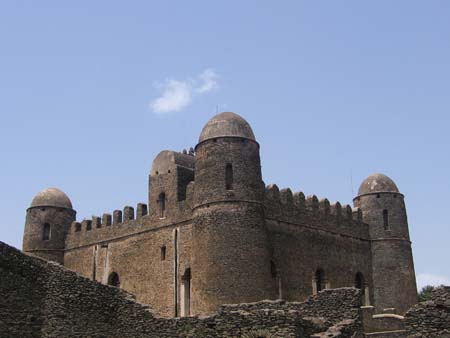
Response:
[198,112,256,143]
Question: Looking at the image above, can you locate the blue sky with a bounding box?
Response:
[1,1,449,290]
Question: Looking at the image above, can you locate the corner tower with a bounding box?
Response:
[23,188,76,264]
[192,112,274,315]
[354,174,417,314]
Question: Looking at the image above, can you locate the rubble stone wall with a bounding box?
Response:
[0,241,362,338]
[405,286,450,337]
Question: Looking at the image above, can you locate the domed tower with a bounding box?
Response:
[354,174,417,314]
[192,112,274,315]
[23,188,76,264]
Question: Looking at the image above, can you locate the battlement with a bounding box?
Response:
[65,196,194,249]
[264,184,369,240]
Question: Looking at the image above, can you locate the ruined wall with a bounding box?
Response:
[0,240,363,338]
[405,286,450,337]
[265,185,372,303]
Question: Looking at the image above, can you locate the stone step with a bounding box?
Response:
[364,329,406,338]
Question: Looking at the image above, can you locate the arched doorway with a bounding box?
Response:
[355,272,370,305]
[108,272,120,287]
[312,268,327,295]
[315,268,325,293]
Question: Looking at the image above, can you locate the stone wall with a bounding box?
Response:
[405,286,450,337]
[0,240,363,338]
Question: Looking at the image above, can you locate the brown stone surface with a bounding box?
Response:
[21,112,418,319]
[0,241,366,338]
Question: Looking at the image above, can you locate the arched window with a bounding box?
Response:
[355,272,364,289]
[383,209,389,230]
[158,192,166,218]
[108,272,120,287]
[315,268,325,293]
[43,223,51,240]
[181,268,191,317]
[225,163,233,190]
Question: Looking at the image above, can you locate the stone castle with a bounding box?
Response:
[22,111,418,318]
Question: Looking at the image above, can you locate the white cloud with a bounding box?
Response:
[417,273,450,291]
[150,79,192,114]
[196,68,219,93]
[150,69,219,114]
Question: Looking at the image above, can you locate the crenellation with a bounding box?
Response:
[306,194,319,212]
[330,202,342,217]
[82,219,92,231]
[102,213,112,226]
[293,191,306,209]
[279,188,294,206]
[113,210,122,225]
[136,203,148,219]
[92,216,101,228]
[265,184,280,203]
[72,221,81,232]
[123,206,134,221]
[319,198,331,214]
[342,204,353,219]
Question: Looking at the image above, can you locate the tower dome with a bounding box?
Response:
[198,112,256,143]
[30,187,73,209]
[357,173,399,196]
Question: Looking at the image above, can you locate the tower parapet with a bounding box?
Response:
[263,184,368,239]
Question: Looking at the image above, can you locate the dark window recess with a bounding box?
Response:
[315,268,325,292]
[355,272,364,289]
[108,272,120,287]
[270,260,277,279]
[158,192,166,218]
[161,246,166,260]
[383,209,389,230]
[43,223,51,240]
[225,163,233,190]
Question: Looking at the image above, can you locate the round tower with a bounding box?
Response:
[191,112,274,315]
[23,187,76,264]
[354,174,417,314]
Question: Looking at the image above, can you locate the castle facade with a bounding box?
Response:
[22,112,418,317]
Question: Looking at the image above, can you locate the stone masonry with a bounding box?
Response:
[22,112,418,318]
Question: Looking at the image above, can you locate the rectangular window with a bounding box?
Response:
[383,209,389,230]
[225,163,233,190]
[161,246,166,260]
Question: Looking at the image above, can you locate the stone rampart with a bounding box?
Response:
[0,241,363,338]
[404,286,450,337]
[264,184,369,240]
[64,200,193,250]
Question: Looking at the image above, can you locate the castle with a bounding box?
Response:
[22,112,418,318]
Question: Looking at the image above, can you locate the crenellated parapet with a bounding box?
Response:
[65,194,195,250]
[65,202,148,248]
[264,184,369,239]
